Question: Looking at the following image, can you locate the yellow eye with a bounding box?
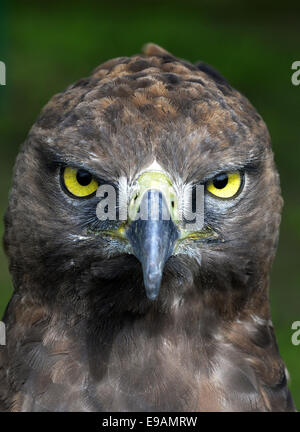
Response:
[206,171,242,198]
[62,167,99,198]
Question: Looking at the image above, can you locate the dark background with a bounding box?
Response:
[0,0,299,408]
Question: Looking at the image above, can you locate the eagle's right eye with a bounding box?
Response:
[61,167,99,198]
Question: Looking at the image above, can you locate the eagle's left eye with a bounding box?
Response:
[62,167,99,198]
[206,171,242,198]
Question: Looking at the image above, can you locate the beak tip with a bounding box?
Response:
[144,274,162,300]
[147,291,159,301]
[145,287,160,301]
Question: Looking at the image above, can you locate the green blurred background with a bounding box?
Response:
[0,0,299,409]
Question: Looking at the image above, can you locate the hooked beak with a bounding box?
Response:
[126,171,180,300]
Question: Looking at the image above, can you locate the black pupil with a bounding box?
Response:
[213,173,228,189]
[76,169,92,186]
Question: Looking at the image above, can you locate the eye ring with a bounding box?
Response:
[61,166,99,198]
[206,171,243,199]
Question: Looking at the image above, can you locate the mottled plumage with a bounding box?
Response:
[0,44,295,411]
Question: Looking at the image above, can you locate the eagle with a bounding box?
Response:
[0,43,295,411]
